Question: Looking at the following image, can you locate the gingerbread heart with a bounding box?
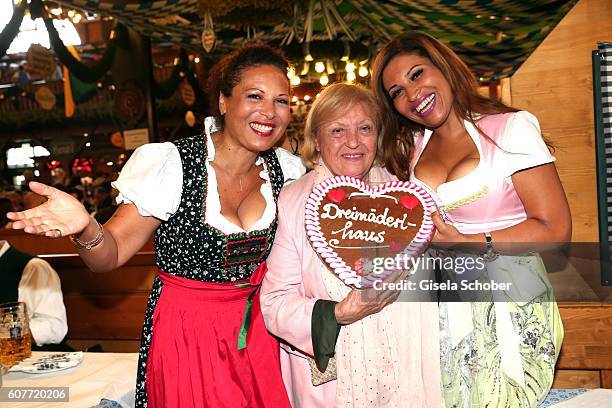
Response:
[400,195,420,210]
[327,189,346,203]
[305,176,436,288]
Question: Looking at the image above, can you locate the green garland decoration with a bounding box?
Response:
[152,50,206,107]
[0,92,185,131]
[0,79,110,117]
[42,13,129,83]
[182,59,205,110]
[152,51,188,99]
[0,0,26,58]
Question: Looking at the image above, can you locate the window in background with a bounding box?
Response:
[0,0,81,55]
[6,143,50,169]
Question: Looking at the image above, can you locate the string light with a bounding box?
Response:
[345,62,356,73]
[287,66,296,79]
[346,71,356,82]
[319,74,329,86]
[194,57,200,63]
[358,66,368,77]
[304,95,311,101]
[290,76,301,86]
[315,61,325,73]
[341,42,350,62]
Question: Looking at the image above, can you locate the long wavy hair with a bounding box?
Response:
[371,31,518,180]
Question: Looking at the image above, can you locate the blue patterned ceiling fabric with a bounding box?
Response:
[54,0,578,82]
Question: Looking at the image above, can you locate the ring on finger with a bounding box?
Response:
[51,228,62,238]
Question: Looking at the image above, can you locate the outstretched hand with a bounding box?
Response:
[7,181,91,238]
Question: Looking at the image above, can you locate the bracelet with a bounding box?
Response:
[483,231,496,261]
[70,219,104,250]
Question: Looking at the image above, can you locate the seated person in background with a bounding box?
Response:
[0,190,23,212]
[92,182,117,224]
[0,199,68,347]
[66,187,85,205]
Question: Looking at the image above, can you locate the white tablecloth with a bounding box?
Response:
[549,389,612,407]
[0,352,137,408]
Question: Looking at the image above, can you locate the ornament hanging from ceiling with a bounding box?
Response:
[201,10,216,53]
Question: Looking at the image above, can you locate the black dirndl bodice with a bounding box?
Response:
[134,133,284,407]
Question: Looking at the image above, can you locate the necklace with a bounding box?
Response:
[213,161,255,193]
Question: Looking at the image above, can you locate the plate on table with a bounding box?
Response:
[8,352,83,374]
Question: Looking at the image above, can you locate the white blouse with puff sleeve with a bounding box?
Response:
[112,126,306,233]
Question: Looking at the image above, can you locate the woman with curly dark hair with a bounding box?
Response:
[8,44,304,408]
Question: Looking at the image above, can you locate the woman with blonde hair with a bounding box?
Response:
[261,82,441,407]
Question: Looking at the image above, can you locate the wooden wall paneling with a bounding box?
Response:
[1,230,76,254]
[66,339,141,353]
[556,302,612,370]
[0,229,155,254]
[509,0,612,242]
[63,294,149,339]
[552,370,601,389]
[601,370,612,388]
[57,266,157,294]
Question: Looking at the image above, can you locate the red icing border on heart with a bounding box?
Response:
[305,176,436,288]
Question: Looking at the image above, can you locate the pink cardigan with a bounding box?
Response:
[261,170,337,407]
[262,168,442,408]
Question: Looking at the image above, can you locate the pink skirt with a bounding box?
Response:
[145,271,291,408]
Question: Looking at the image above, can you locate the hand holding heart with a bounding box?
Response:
[430,211,465,247]
[334,268,408,325]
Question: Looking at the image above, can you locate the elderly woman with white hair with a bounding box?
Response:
[261,82,441,407]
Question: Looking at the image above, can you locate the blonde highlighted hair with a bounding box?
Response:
[301,82,384,169]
